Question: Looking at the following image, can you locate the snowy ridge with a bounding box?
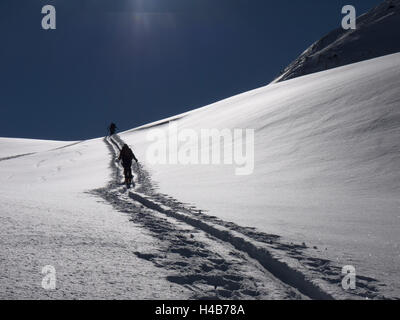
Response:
[118,52,400,298]
[2,15,399,298]
[274,0,400,82]
[91,135,387,299]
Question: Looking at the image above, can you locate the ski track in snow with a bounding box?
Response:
[91,135,387,300]
[0,153,36,162]
[0,141,82,163]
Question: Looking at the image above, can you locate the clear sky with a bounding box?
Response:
[0,0,383,141]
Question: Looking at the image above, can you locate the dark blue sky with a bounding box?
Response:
[0,0,382,141]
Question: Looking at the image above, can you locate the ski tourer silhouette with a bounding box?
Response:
[108,122,117,136]
[118,144,138,188]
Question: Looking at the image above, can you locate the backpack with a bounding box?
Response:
[121,147,134,162]
[126,148,134,161]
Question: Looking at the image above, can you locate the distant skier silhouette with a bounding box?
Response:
[108,123,117,136]
[118,144,138,187]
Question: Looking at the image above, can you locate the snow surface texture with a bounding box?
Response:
[92,135,385,299]
[120,53,400,299]
[0,138,69,159]
[273,0,400,82]
[0,139,192,299]
[1,58,399,299]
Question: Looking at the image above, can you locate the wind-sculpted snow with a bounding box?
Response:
[91,135,387,300]
[120,53,400,298]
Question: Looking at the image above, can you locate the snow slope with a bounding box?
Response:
[1,55,399,300]
[120,53,400,298]
[0,138,68,158]
[1,137,304,300]
[274,0,400,82]
[0,138,195,299]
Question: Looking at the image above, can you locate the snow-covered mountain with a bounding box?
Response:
[1,53,399,299]
[1,3,399,299]
[274,0,400,82]
[119,53,400,299]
